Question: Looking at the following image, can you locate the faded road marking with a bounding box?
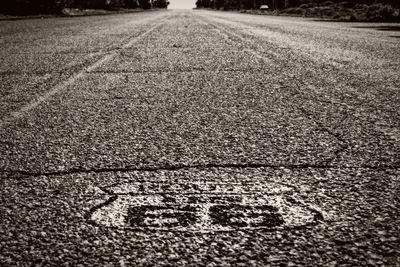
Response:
[90,179,322,231]
[0,17,167,129]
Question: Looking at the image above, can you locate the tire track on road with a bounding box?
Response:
[0,14,169,129]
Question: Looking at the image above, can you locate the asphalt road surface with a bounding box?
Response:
[1,9,399,266]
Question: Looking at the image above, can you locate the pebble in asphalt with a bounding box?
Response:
[0,9,399,266]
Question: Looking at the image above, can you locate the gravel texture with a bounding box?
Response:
[0,9,399,266]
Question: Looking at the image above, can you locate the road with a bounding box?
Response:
[1,9,399,266]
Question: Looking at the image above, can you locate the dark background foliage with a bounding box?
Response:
[195,0,400,21]
[196,0,399,9]
[0,0,169,15]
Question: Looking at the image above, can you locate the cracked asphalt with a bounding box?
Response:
[1,9,399,266]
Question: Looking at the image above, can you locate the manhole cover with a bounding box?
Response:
[89,173,322,231]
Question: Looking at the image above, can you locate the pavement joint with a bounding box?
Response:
[1,163,399,179]
[3,51,101,55]
[0,70,60,75]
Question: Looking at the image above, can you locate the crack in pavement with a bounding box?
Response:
[1,162,398,179]
[295,105,349,166]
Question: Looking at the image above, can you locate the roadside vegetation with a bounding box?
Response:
[196,0,400,22]
[0,0,169,16]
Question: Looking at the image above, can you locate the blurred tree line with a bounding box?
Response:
[196,0,400,10]
[0,0,169,15]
